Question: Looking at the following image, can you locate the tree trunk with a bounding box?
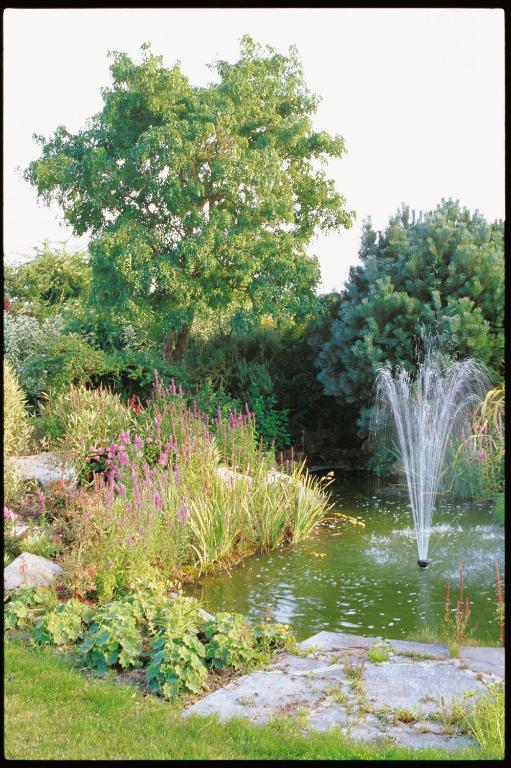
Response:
[163,322,192,363]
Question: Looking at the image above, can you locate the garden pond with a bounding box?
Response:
[185,474,505,643]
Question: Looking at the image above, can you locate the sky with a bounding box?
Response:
[3,8,505,292]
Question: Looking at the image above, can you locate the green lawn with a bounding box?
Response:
[4,640,487,761]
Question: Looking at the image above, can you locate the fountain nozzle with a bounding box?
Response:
[417,560,429,568]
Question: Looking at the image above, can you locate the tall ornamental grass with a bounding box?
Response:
[3,361,32,503]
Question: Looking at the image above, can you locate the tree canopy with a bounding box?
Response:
[316,200,504,434]
[25,37,354,360]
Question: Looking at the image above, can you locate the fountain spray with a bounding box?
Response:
[373,348,488,567]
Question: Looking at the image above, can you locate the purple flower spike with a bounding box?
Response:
[154,491,161,511]
[174,464,181,485]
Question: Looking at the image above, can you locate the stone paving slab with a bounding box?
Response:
[458,646,505,678]
[184,631,504,752]
[363,659,487,714]
[185,670,333,723]
[298,631,376,651]
[387,638,449,659]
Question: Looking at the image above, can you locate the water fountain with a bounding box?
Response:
[373,349,489,567]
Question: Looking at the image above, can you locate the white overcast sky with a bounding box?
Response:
[3,8,505,292]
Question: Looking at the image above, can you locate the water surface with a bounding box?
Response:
[185,475,504,642]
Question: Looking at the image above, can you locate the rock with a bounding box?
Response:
[458,646,505,679]
[363,659,487,714]
[266,469,294,485]
[184,670,332,724]
[12,452,77,489]
[183,630,497,751]
[298,630,377,651]
[216,467,253,485]
[4,552,63,591]
[389,638,449,659]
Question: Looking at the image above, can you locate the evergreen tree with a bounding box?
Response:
[317,200,504,434]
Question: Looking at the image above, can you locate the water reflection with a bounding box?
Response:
[185,476,504,642]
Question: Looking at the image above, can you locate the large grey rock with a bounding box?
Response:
[389,638,449,659]
[363,659,487,714]
[386,722,474,752]
[12,452,77,488]
[4,552,63,590]
[298,630,376,651]
[216,466,253,486]
[183,630,500,752]
[184,670,332,724]
[459,646,505,679]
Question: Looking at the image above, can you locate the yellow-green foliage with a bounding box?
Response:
[3,361,32,503]
[463,683,505,759]
[37,385,135,473]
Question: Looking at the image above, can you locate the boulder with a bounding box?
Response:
[266,469,294,485]
[12,452,77,489]
[216,467,253,485]
[4,552,63,591]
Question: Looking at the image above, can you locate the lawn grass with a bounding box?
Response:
[4,640,487,761]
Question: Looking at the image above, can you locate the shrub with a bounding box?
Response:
[4,243,91,320]
[4,588,59,631]
[3,361,32,503]
[203,613,258,671]
[21,334,111,400]
[146,597,209,699]
[3,312,65,375]
[79,601,144,674]
[32,599,93,646]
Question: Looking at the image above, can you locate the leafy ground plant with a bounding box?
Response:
[146,596,209,699]
[79,600,144,675]
[204,613,259,671]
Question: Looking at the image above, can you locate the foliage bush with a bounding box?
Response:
[204,613,258,671]
[3,312,110,401]
[5,587,295,707]
[4,312,65,375]
[33,599,93,647]
[4,588,58,631]
[79,601,144,674]
[147,597,209,699]
[4,243,91,320]
[3,361,33,503]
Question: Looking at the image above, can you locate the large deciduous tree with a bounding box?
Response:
[25,37,354,361]
[317,200,504,434]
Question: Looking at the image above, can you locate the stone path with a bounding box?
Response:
[184,631,504,752]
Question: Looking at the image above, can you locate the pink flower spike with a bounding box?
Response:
[3,507,16,521]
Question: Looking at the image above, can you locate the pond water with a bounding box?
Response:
[185,475,505,643]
